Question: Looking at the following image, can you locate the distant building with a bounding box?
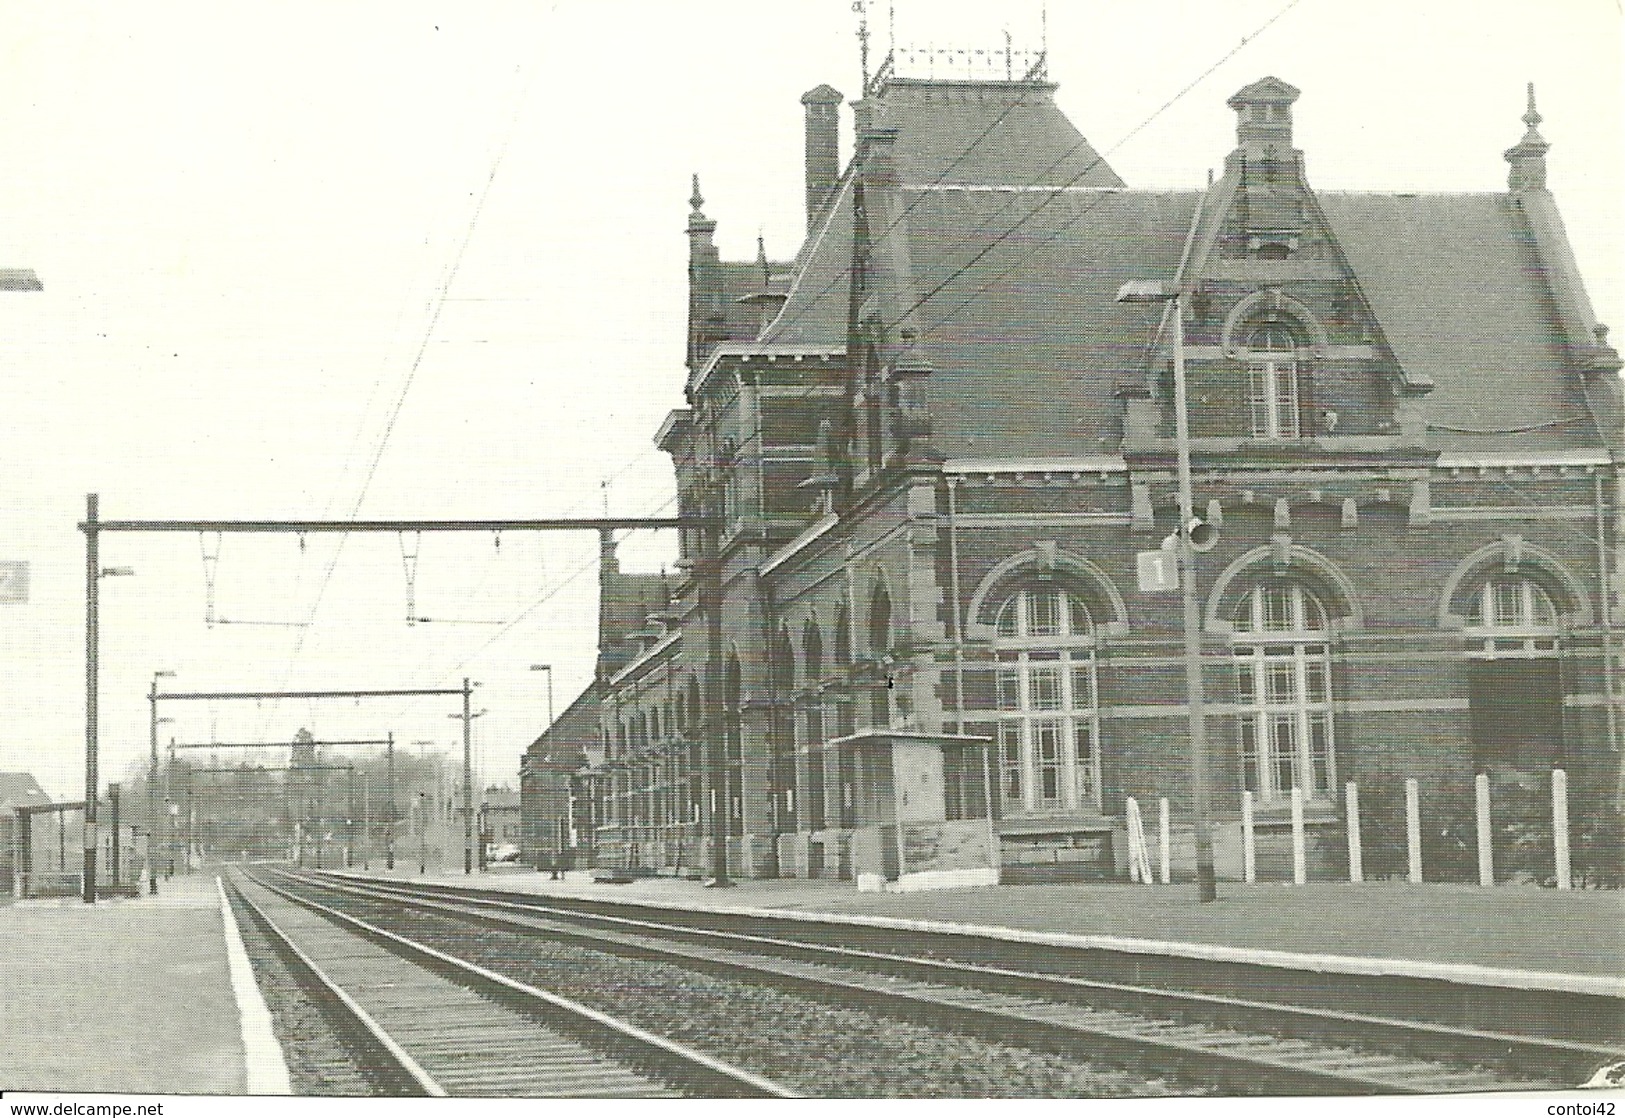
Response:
[1,772,52,893]
[519,683,600,869]
[538,59,1625,884]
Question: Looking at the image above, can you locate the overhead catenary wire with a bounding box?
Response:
[758,0,1304,353]
[909,0,1307,339]
[257,58,542,742]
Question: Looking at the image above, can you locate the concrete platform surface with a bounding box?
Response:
[360,866,1625,989]
[0,873,250,1094]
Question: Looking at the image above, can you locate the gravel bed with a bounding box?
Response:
[225,888,381,1096]
[316,887,1205,1098]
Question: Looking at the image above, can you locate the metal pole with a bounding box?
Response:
[701,513,731,885]
[110,783,121,889]
[361,772,370,870]
[83,493,100,904]
[1171,298,1218,903]
[148,680,159,895]
[462,678,473,874]
[386,732,396,870]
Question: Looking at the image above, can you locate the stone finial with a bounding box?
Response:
[689,173,705,214]
[1504,82,1550,191]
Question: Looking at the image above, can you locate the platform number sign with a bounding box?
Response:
[0,561,28,603]
[1136,549,1179,593]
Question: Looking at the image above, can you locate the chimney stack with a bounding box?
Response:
[801,84,844,231]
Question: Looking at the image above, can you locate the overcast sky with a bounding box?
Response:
[0,1,1619,802]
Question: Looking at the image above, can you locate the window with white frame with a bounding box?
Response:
[1464,575,1559,657]
[1463,575,1562,768]
[1233,582,1335,801]
[986,586,1101,813]
[1246,325,1301,439]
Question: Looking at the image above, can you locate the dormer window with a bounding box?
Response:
[1245,324,1303,438]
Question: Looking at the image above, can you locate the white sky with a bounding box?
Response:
[0,1,1619,802]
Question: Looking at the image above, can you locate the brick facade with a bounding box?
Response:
[545,71,1624,884]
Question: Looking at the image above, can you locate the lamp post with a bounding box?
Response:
[1116,280,1218,902]
[148,671,177,894]
[530,664,555,729]
[82,493,137,905]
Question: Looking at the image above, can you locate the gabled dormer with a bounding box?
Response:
[1123,78,1433,460]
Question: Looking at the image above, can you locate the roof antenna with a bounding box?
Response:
[853,0,870,92]
[601,477,610,517]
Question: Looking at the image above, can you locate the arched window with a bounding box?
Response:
[1463,575,1561,770]
[868,583,892,656]
[723,654,743,833]
[1246,324,1302,439]
[987,586,1101,813]
[802,618,827,828]
[1232,582,1335,801]
[1464,576,1558,655]
[803,620,824,684]
[833,603,852,666]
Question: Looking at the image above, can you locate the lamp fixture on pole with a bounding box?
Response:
[1116,279,1218,903]
[529,664,555,729]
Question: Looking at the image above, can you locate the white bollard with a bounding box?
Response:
[1405,778,1423,884]
[1345,781,1363,884]
[1476,772,1494,887]
[1241,790,1256,884]
[1290,785,1307,885]
[1158,797,1171,885]
[1125,796,1141,883]
[1552,767,1571,890]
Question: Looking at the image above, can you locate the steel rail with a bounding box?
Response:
[294,870,1611,1094]
[244,869,797,1098]
[224,872,445,1095]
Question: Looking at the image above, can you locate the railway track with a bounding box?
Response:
[279,868,1624,1096]
[224,869,795,1098]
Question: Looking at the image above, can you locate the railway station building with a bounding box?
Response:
[524,64,1625,884]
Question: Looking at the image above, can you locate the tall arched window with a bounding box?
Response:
[772,628,797,830]
[1463,575,1561,770]
[1232,582,1335,801]
[990,586,1101,813]
[803,621,824,683]
[1246,324,1301,439]
[868,584,894,727]
[723,654,743,834]
[803,618,827,829]
[868,583,892,655]
[833,604,851,667]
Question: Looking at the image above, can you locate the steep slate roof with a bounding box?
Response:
[1320,191,1594,451]
[871,79,1124,189]
[903,187,1198,458]
[761,170,858,348]
[525,682,603,770]
[760,75,1608,460]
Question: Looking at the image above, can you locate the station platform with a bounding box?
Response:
[0,872,286,1095]
[362,864,1625,994]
